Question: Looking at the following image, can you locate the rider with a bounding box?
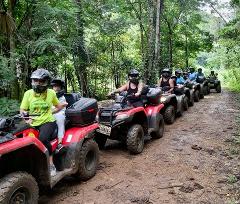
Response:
[196,68,205,78]
[175,69,185,85]
[196,68,206,83]
[188,67,197,82]
[158,68,175,93]
[109,69,144,107]
[51,79,67,145]
[20,69,67,176]
[209,70,217,80]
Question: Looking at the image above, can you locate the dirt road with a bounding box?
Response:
[39,91,240,204]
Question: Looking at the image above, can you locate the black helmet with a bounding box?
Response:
[51,79,65,89]
[211,70,215,74]
[189,67,195,73]
[175,69,182,75]
[31,68,51,93]
[198,68,202,72]
[161,68,171,78]
[128,69,139,77]
[128,69,139,84]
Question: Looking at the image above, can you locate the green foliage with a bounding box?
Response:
[227,175,238,184]
[0,0,215,99]
[0,98,20,116]
[0,56,15,88]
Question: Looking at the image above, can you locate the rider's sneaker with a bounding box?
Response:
[50,164,57,177]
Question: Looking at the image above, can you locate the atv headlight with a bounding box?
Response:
[95,114,99,122]
[160,96,167,103]
[115,114,129,121]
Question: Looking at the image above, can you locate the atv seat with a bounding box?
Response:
[64,93,81,108]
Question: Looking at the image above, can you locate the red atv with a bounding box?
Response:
[95,88,165,154]
[0,94,99,204]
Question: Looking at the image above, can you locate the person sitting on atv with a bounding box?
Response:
[188,67,197,82]
[208,71,217,80]
[196,68,205,78]
[51,79,67,145]
[20,69,67,176]
[158,68,175,93]
[175,69,185,85]
[183,71,189,81]
[109,69,144,107]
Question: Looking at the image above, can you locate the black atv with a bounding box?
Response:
[183,86,194,107]
[196,75,210,97]
[95,89,165,154]
[173,86,189,112]
[207,77,221,93]
[185,81,201,102]
[159,86,185,124]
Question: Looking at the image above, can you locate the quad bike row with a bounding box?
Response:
[94,78,218,155]
[0,79,221,204]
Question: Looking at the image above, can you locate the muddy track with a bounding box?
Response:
[39,90,240,204]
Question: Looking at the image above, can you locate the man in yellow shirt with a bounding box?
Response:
[20,69,67,176]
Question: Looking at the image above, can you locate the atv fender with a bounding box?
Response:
[0,137,47,156]
[148,113,163,133]
[112,107,146,127]
[176,95,184,113]
[62,123,99,145]
[162,94,177,105]
[61,123,99,171]
[0,141,50,187]
[145,104,164,133]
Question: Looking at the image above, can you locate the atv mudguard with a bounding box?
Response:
[0,137,47,156]
[176,95,185,113]
[60,123,98,169]
[111,107,147,127]
[162,94,177,105]
[145,104,164,133]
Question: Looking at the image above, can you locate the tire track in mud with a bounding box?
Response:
[39,90,240,204]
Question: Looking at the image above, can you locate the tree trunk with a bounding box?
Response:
[8,0,19,100]
[144,0,164,84]
[138,0,145,60]
[154,0,164,72]
[185,33,189,68]
[73,0,89,97]
[166,20,173,68]
[144,0,155,84]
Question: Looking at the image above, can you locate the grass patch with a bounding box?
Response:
[227,175,238,184]
[229,147,239,155]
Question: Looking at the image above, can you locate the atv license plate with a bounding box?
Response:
[97,124,111,136]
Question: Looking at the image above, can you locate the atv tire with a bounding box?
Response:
[94,133,107,150]
[183,96,189,111]
[152,115,164,139]
[0,172,38,204]
[126,124,144,154]
[203,86,208,95]
[200,91,204,99]
[194,90,200,102]
[76,139,99,181]
[189,94,194,106]
[216,85,221,93]
[163,105,175,124]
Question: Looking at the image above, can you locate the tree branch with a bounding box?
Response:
[209,3,227,24]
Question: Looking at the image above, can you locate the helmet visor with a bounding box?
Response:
[32,78,48,86]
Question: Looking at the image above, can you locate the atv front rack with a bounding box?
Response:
[99,107,131,126]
